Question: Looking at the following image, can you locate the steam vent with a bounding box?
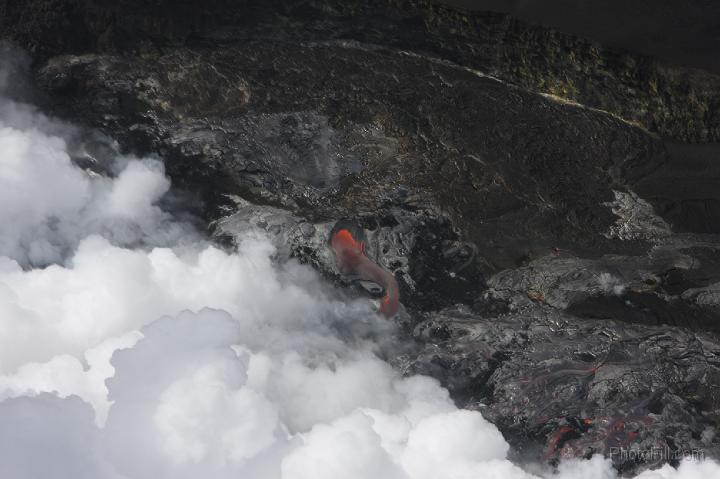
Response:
[1,1,719,477]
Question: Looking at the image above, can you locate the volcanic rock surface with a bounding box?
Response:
[4,0,720,474]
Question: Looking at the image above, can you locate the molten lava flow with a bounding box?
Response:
[330,226,400,318]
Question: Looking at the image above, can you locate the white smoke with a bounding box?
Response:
[0,112,195,266]
[0,45,717,479]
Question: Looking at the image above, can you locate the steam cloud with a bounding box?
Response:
[0,44,717,479]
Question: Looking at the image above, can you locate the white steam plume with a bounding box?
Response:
[0,44,717,479]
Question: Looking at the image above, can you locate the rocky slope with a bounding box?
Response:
[4,0,720,142]
[3,0,720,474]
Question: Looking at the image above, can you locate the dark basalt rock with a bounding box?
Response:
[35,42,666,274]
[4,0,720,142]
[399,303,720,472]
[5,0,720,474]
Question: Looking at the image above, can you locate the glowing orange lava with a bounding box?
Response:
[330,228,399,318]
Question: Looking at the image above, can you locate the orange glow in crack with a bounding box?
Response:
[330,226,400,318]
